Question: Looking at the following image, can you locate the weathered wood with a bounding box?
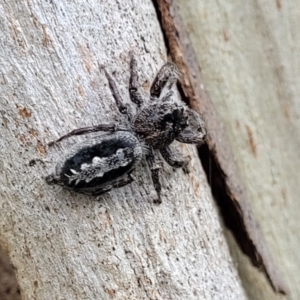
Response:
[177,0,300,299]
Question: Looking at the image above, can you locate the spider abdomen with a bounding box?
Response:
[46,131,143,195]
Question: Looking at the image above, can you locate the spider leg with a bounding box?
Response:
[146,149,162,204]
[129,54,143,107]
[150,62,180,99]
[160,145,190,169]
[48,124,129,146]
[89,174,134,196]
[85,185,112,196]
[160,90,174,102]
[113,173,135,188]
[176,109,206,146]
[175,128,206,146]
[104,69,133,121]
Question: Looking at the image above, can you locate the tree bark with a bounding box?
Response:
[0,1,246,299]
[177,0,300,299]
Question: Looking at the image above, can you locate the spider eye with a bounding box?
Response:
[163,113,173,122]
[172,109,181,119]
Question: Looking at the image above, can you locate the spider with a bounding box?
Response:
[46,54,206,203]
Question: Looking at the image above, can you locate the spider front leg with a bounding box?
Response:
[160,145,190,173]
[176,128,206,146]
[146,149,162,204]
[176,109,206,146]
[150,62,180,99]
[129,54,143,107]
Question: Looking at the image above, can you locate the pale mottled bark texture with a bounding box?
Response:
[178,0,300,299]
[0,1,246,299]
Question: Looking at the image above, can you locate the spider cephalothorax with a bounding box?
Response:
[133,101,189,149]
[46,54,206,203]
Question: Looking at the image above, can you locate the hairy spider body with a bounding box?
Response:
[46,54,206,203]
[133,101,188,149]
[46,132,142,195]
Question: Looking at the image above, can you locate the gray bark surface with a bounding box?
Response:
[0,1,246,299]
[178,0,300,299]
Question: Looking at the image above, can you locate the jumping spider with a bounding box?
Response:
[46,54,206,203]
